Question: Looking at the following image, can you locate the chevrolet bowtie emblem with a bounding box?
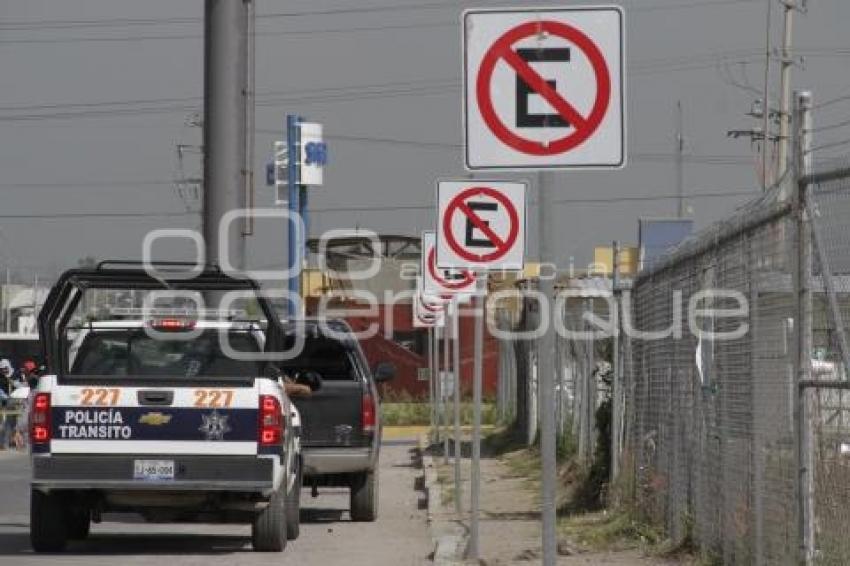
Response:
[139,412,172,426]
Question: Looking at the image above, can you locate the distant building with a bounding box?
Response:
[638,218,694,271]
[2,286,49,334]
[303,234,500,399]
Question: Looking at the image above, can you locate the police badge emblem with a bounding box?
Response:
[199,410,231,441]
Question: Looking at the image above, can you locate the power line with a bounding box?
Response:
[0,211,195,220]
[0,20,458,45]
[262,129,753,165]
[0,82,460,121]
[813,93,850,110]
[0,77,457,113]
[808,138,850,154]
[0,0,760,31]
[0,180,174,189]
[0,2,460,30]
[809,117,850,134]
[307,189,758,213]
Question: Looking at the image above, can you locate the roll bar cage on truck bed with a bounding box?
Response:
[37,261,287,376]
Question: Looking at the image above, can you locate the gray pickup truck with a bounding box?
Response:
[278,319,394,522]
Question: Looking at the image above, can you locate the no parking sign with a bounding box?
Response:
[421,231,477,296]
[463,7,625,170]
[436,180,527,271]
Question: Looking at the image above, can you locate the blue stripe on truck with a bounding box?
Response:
[51,406,259,442]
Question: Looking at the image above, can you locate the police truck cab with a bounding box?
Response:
[30,262,307,553]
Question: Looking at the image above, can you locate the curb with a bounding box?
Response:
[419,434,467,564]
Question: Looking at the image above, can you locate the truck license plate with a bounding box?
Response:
[133,459,175,481]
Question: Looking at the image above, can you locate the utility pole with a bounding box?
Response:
[761,0,774,189]
[203,0,250,272]
[242,0,256,237]
[776,1,805,182]
[675,102,685,218]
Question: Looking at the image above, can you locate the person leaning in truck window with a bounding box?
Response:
[282,373,311,398]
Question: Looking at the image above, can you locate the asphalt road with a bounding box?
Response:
[0,440,432,565]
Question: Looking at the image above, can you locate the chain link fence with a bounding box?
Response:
[804,160,850,565]
[489,96,850,565]
[625,180,797,564]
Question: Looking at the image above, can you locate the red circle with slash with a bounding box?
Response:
[419,295,446,313]
[443,186,519,263]
[476,20,611,156]
[427,248,475,291]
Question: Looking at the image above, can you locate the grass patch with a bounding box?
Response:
[381,402,498,426]
[559,510,662,552]
[435,459,456,506]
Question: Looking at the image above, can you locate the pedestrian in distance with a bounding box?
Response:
[0,360,21,449]
[15,360,40,451]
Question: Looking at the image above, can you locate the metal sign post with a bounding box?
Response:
[286,115,301,317]
[435,324,443,444]
[271,116,327,318]
[537,172,558,566]
[428,327,436,443]
[468,273,486,558]
[443,315,451,466]
[452,297,463,514]
[434,178,527,562]
[460,7,626,563]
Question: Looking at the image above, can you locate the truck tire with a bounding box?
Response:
[349,471,378,522]
[252,486,287,552]
[285,459,301,540]
[30,489,67,552]
[66,507,91,540]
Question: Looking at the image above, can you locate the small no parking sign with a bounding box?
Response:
[436,180,526,271]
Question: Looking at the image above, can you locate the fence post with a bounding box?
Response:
[612,241,622,482]
[794,90,815,566]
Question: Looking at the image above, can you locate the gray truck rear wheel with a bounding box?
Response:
[285,459,302,540]
[251,486,287,552]
[30,490,67,552]
[350,471,378,522]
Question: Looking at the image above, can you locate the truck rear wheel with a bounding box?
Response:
[252,486,287,552]
[350,471,378,522]
[285,459,302,540]
[66,507,91,540]
[30,490,67,552]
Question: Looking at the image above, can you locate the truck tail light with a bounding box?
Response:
[259,395,283,446]
[30,392,51,444]
[148,318,196,331]
[361,392,376,435]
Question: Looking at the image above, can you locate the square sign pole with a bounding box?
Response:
[436,179,527,271]
[463,7,625,170]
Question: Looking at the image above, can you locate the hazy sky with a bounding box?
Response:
[1,0,849,282]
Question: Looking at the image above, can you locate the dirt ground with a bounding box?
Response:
[431,441,691,565]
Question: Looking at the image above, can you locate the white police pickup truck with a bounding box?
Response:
[30,262,307,552]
